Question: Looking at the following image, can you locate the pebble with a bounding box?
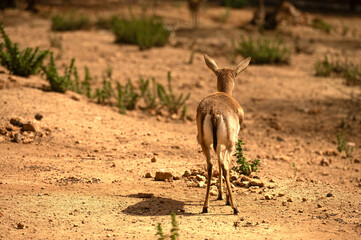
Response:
[16,222,25,229]
[250,179,264,187]
[317,203,323,208]
[154,169,173,181]
[287,197,293,202]
[145,172,152,178]
[182,170,191,178]
[326,193,333,197]
[137,193,154,198]
[302,197,307,202]
[282,201,287,206]
[196,174,206,182]
[22,122,38,132]
[198,181,205,188]
[264,194,272,200]
[278,192,285,197]
[35,113,43,121]
[151,157,157,163]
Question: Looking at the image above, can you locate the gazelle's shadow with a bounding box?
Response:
[121,194,195,216]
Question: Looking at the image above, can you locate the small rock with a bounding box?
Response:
[302,197,307,202]
[278,192,285,197]
[22,138,33,144]
[210,188,218,196]
[317,203,323,208]
[182,170,191,178]
[264,194,272,200]
[170,113,178,120]
[35,113,43,121]
[276,136,285,142]
[287,197,293,202]
[323,150,338,156]
[12,132,22,143]
[0,126,7,135]
[16,222,25,229]
[10,117,23,127]
[326,193,333,197]
[137,193,154,198]
[156,115,163,121]
[230,174,238,182]
[282,201,287,206]
[250,179,264,187]
[249,172,259,179]
[241,175,252,182]
[151,157,157,163]
[22,122,38,132]
[354,159,360,164]
[145,172,152,178]
[198,181,205,188]
[320,158,330,166]
[196,174,206,182]
[267,183,276,189]
[173,176,180,180]
[298,209,304,213]
[235,180,250,188]
[154,169,173,181]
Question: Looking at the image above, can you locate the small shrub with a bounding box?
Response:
[139,77,158,110]
[157,71,190,115]
[221,0,249,8]
[111,15,171,50]
[232,140,260,176]
[314,54,361,86]
[42,53,75,93]
[0,23,49,77]
[70,66,93,96]
[337,130,353,157]
[51,12,91,31]
[156,212,179,240]
[94,78,114,104]
[95,15,115,29]
[312,18,332,34]
[236,37,290,64]
[117,80,139,114]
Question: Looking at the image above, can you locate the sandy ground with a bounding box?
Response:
[0,2,361,239]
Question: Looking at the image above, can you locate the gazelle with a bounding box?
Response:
[196,55,251,214]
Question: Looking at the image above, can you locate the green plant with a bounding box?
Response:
[157,71,191,115]
[51,12,91,31]
[156,212,179,240]
[117,79,139,114]
[232,140,260,175]
[94,77,114,104]
[42,53,75,93]
[0,23,49,77]
[337,130,353,157]
[314,54,361,86]
[312,18,333,34]
[221,0,249,8]
[236,37,290,64]
[111,15,171,50]
[139,77,158,109]
[341,21,349,36]
[69,66,93,96]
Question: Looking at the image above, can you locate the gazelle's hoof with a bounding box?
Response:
[233,208,239,215]
[226,200,231,206]
[217,195,223,200]
[202,207,208,213]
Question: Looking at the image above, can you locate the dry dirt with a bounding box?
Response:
[0,2,361,240]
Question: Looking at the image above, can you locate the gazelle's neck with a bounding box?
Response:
[217,69,235,95]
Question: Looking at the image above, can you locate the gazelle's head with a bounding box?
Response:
[204,54,251,95]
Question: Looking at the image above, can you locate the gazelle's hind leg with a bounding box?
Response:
[216,146,223,200]
[201,144,212,213]
[221,149,238,214]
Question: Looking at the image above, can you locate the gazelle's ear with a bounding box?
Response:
[234,57,251,77]
[204,54,219,76]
